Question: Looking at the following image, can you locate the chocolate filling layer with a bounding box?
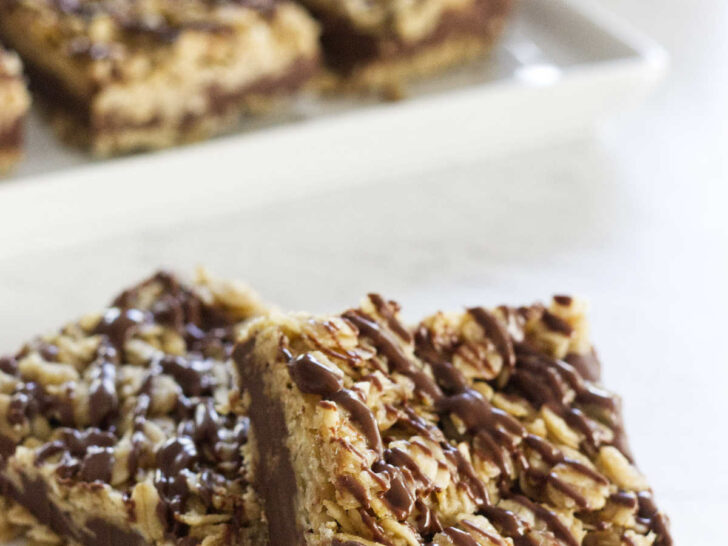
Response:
[0,472,148,545]
[20,55,317,136]
[233,338,304,546]
[0,117,23,150]
[313,0,511,74]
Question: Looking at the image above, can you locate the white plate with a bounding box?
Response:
[0,0,666,261]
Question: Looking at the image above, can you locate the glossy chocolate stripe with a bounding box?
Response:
[443,526,480,546]
[343,309,442,400]
[368,294,412,342]
[330,389,383,456]
[287,352,343,396]
[507,494,578,546]
[468,307,516,371]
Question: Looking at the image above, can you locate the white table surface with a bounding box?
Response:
[1,0,725,543]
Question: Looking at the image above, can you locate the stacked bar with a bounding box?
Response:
[299,0,513,90]
[0,46,30,173]
[0,270,269,545]
[235,294,672,545]
[0,0,320,155]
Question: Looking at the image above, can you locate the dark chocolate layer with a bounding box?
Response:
[233,338,304,546]
[312,0,512,74]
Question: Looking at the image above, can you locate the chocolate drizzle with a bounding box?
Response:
[154,437,197,534]
[414,498,442,536]
[415,327,469,393]
[480,505,529,539]
[522,434,608,508]
[637,491,673,546]
[159,354,215,396]
[468,307,516,372]
[8,381,75,427]
[510,342,625,459]
[439,388,526,494]
[509,494,579,546]
[359,508,393,545]
[331,389,384,456]
[287,350,384,456]
[438,389,524,438]
[368,294,412,342]
[287,353,343,396]
[343,308,442,401]
[371,459,415,519]
[79,446,114,483]
[541,311,574,335]
[565,349,601,382]
[33,427,117,484]
[88,345,119,427]
[461,519,508,546]
[338,474,370,508]
[444,526,480,546]
[442,442,490,507]
[93,307,146,354]
[0,355,17,375]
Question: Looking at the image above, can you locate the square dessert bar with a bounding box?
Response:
[235,294,672,545]
[0,46,30,173]
[0,0,320,156]
[300,0,512,90]
[0,270,269,545]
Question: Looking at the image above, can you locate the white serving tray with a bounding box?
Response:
[0,0,666,261]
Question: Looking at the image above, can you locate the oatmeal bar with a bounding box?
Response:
[0,0,319,156]
[301,0,512,91]
[234,294,672,545]
[0,270,269,545]
[0,46,30,173]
